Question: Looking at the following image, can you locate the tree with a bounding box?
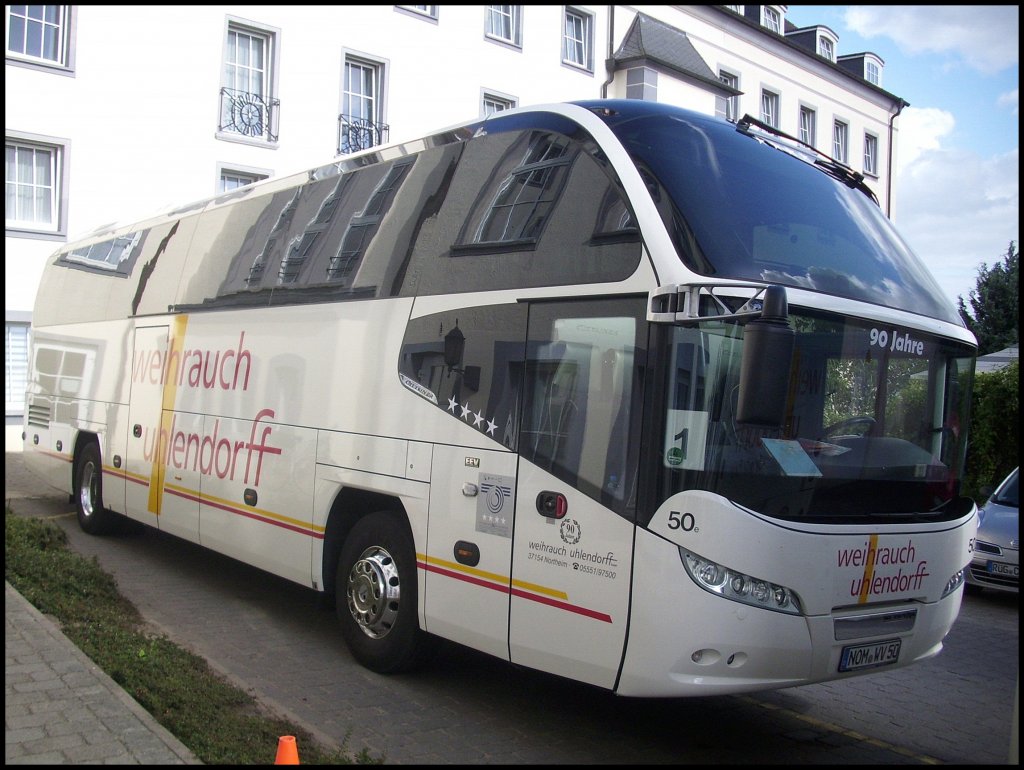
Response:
[963,359,1019,501]
[957,241,1019,355]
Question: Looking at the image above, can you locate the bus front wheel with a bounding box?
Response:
[336,511,431,673]
[74,443,118,535]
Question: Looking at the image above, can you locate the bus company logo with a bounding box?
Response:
[480,480,512,515]
[560,518,581,545]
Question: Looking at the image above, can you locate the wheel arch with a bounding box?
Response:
[71,430,101,490]
[321,486,410,600]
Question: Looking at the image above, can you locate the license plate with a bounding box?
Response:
[839,639,901,672]
[987,561,1019,577]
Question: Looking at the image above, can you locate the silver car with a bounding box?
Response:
[966,467,1019,594]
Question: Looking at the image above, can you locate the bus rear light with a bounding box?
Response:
[680,548,804,616]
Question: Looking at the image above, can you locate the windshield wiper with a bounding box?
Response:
[735,114,879,205]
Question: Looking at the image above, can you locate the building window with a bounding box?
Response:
[818,36,834,62]
[833,120,849,163]
[866,61,880,86]
[762,7,781,34]
[716,71,739,122]
[485,5,522,47]
[5,320,29,416]
[219,21,279,143]
[395,5,438,20]
[5,135,67,236]
[6,5,71,69]
[626,67,657,101]
[562,7,593,71]
[760,89,779,128]
[218,167,269,193]
[799,106,816,147]
[339,55,388,155]
[482,91,516,116]
[864,133,878,176]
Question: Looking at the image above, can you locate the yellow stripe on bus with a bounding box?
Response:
[858,533,879,604]
[419,553,569,600]
[147,315,189,515]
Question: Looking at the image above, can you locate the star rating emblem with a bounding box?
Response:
[440,390,500,440]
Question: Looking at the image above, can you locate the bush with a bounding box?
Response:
[964,360,1019,502]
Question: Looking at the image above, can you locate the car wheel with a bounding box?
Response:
[336,511,433,673]
[74,442,119,535]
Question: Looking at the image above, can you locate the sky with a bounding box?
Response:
[784,5,1019,310]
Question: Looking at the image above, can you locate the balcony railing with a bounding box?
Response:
[219,88,280,142]
[337,114,389,155]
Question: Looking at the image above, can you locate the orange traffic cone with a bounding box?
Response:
[275,735,300,764]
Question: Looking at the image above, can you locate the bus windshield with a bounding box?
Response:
[586,101,963,326]
[652,308,976,524]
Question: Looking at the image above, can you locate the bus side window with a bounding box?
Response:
[402,126,641,297]
[398,303,528,451]
[520,299,646,517]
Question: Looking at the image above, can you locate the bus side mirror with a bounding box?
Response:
[736,285,795,428]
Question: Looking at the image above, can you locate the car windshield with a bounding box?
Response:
[650,307,976,524]
[991,470,1019,507]
[588,102,963,326]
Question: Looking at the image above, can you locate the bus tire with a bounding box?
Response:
[336,511,429,673]
[74,443,118,535]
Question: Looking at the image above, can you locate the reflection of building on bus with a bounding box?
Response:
[23,337,100,492]
[22,100,978,697]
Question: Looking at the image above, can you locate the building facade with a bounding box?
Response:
[5,4,906,447]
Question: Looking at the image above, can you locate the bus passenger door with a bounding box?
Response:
[509,299,645,689]
[125,322,200,540]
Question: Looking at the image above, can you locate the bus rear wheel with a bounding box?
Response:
[336,511,431,673]
[74,443,118,535]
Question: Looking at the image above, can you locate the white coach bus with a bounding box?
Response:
[22,100,978,696]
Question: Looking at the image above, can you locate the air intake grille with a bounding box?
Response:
[26,402,51,429]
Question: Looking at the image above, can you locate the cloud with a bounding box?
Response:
[895,145,1019,304]
[896,107,955,171]
[844,6,1019,75]
[997,88,1019,116]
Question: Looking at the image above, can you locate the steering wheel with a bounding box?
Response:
[822,416,876,439]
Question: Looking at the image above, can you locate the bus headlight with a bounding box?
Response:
[940,568,964,599]
[680,548,804,615]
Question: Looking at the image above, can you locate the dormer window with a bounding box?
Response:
[837,52,884,89]
[762,6,782,34]
[818,36,834,62]
[866,60,880,85]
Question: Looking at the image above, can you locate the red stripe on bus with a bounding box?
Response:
[420,560,612,623]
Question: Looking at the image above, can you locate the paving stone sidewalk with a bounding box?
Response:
[5,580,201,764]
